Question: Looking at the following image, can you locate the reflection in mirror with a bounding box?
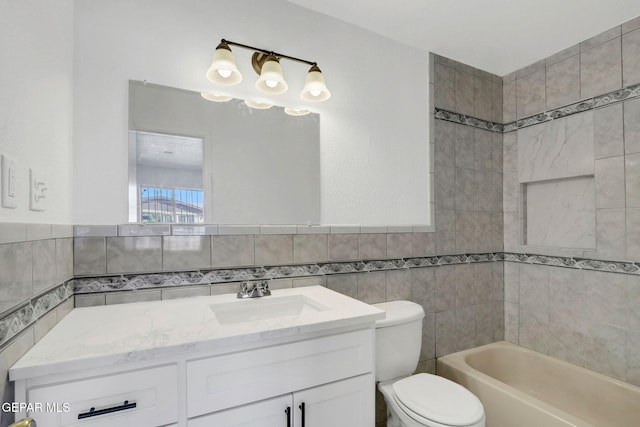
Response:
[131,131,204,223]
[128,81,320,225]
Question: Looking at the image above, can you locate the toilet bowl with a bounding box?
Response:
[373,301,485,427]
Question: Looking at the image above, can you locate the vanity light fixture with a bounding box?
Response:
[206,39,331,102]
[284,107,310,116]
[244,99,273,109]
[200,92,232,102]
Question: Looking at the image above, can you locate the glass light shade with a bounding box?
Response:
[200,92,232,102]
[300,65,331,102]
[206,43,242,85]
[244,99,273,109]
[255,56,288,95]
[284,107,310,116]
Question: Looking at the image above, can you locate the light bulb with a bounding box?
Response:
[217,68,232,79]
[310,89,322,97]
[265,80,278,88]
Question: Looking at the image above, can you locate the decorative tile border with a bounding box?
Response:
[503,252,640,274]
[0,281,74,350]
[434,109,503,132]
[502,82,640,133]
[74,251,638,295]
[74,253,503,294]
[436,83,640,134]
[2,251,634,349]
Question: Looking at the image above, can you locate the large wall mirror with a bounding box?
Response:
[128,81,320,225]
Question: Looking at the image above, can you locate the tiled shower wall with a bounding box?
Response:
[502,17,640,385]
[0,223,75,426]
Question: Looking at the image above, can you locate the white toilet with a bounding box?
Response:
[373,301,485,427]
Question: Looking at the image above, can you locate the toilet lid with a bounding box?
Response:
[393,374,484,426]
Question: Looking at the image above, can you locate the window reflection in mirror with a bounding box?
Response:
[129,131,204,223]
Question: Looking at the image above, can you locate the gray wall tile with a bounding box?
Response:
[387,233,412,258]
[435,265,456,312]
[517,68,546,118]
[434,120,455,166]
[473,171,492,212]
[626,208,640,260]
[623,16,640,33]
[595,156,626,208]
[580,38,622,99]
[211,235,255,267]
[455,211,476,253]
[492,133,503,173]
[546,55,580,110]
[162,236,211,271]
[105,290,162,305]
[255,235,294,265]
[491,82,503,124]
[328,234,359,261]
[594,104,624,159]
[294,234,328,263]
[623,29,640,87]
[474,263,493,304]
[474,76,492,121]
[503,81,517,123]
[584,322,627,380]
[0,242,33,314]
[74,237,106,276]
[546,44,580,66]
[455,264,475,308]
[435,165,455,211]
[385,270,412,301]
[292,276,326,288]
[596,208,627,260]
[106,237,162,274]
[327,273,357,299]
[74,293,106,307]
[455,69,475,116]
[435,210,456,255]
[626,153,640,208]
[475,212,493,253]
[32,240,55,295]
[412,232,435,257]
[474,129,493,172]
[456,305,477,351]
[161,285,210,300]
[436,310,457,356]
[455,168,474,211]
[56,238,73,283]
[434,63,455,110]
[625,98,640,154]
[580,26,621,51]
[454,124,474,169]
[412,267,435,313]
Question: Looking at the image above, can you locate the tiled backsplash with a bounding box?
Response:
[0,223,75,427]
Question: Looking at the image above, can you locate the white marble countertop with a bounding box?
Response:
[10,286,385,381]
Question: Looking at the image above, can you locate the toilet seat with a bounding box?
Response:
[392,374,484,426]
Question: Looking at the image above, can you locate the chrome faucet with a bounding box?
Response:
[237,281,271,299]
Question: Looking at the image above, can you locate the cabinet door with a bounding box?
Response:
[27,364,178,427]
[188,394,292,427]
[294,374,374,427]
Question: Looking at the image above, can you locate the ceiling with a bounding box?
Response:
[286,0,640,76]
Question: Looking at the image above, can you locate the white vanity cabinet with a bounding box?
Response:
[189,374,373,427]
[10,287,384,427]
[186,329,374,426]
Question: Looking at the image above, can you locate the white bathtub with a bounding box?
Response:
[437,341,640,427]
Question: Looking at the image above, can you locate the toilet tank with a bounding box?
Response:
[372,301,425,383]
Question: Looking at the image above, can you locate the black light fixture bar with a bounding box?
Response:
[221,39,317,67]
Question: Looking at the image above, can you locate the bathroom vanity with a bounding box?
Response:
[10,286,384,427]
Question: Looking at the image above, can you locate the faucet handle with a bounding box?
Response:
[237,282,251,299]
[257,280,271,296]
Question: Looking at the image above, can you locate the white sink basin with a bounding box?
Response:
[210,294,329,324]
